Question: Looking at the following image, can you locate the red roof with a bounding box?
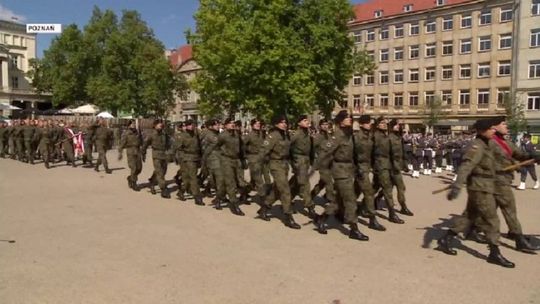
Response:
[352,0,477,24]
[168,44,193,67]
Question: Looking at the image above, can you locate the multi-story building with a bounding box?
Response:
[167,44,203,123]
[346,0,539,133]
[0,20,45,117]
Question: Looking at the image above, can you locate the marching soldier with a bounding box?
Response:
[93,118,113,174]
[256,115,301,229]
[7,120,16,159]
[35,120,53,168]
[173,122,185,199]
[118,120,143,191]
[243,118,267,206]
[82,121,96,167]
[0,121,7,158]
[438,118,515,268]
[388,119,414,216]
[288,115,316,218]
[175,119,204,206]
[142,119,171,199]
[311,119,335,209]
[201,119,227,209]
[316,110,369,240]
[60,122,77,167]
[15,119,25,161]
[22,118,36,164]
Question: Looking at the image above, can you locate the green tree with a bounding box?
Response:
[423,95,446,134]
[504,92,528,135]
[189,0,373,120]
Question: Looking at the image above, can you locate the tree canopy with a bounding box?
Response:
[188,0,374,120]
[28,6,187,117]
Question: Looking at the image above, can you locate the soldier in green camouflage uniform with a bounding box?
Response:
[202,119,226,209]
[311,119,335,207]
[244,118,267,206]
[118,120,143,191]
[438,118,515,268]
[388,119,414,216]
[142,119,171,199]
[172,122,185,198]
[35,120,53,168]
[0,121,7,157]
[256,115,301,229]
[60,122,77,167]
[354,115,386,231]
[22,118,36,164]
[93,118,113,174]
[175,120,204,206]
[82,122,96,167]
[488,116,540,253]
[216,118,245,216]
[316,110,369,241]
[288,115,316,218]
[15,119,25,161]
[7,120,16,159]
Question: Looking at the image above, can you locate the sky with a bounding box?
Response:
[1,0,367,58]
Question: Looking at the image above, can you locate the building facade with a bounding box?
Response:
[346,0,539,132]
[0,20,45,117]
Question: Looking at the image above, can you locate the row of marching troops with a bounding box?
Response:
[0,118,114,171]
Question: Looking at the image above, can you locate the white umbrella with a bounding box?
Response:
[0,103,21,110]
[72,104,99,114]
[96,111,114,119]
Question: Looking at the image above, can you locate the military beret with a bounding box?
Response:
[319,118,329,126]
[389,118,399,128]
[359,115,371,124]
[271,114,288,125]
[491,116,506,126]
[375,116,386,125]
[472,118,495,131]
[224,117,235,125]
[250,118,261,126]
[235,120,242,127]
[297,114,308,123]
[205,119,219,127]
[334,110,349,124]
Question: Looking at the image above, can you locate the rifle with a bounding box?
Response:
[55,131,85,146]
[502,159,535,171]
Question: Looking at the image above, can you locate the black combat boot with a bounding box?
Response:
[176,189,185,201]
[44,162,50,169]
[194,196,205,206]
[316,214,328,234]
[305,206,317,219]
[368,216,386,231]
[240,187,250,205]
[515,234,539,254]
[256,205,271,221]
[149,178,157,195]
[388,207,405,224]
[94,164,100,172]
[284,214,301,229]
[436,230,457,255]
[105,167,112,174]
[127,176,133,189]
[399,204,414,216]
[465,229,488,244]
[213,198,223,210]
[131,181,140,192]
[161,188,171,199]
[230,202,245,216]
[349,223,369,241]
[487,244,515,268]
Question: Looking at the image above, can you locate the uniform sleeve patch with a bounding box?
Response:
[326,142,332,148]
[263,140,269,146]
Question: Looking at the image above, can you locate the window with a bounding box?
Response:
[461,14,472,28]
[442,91,453,105]
[11,76,18,89]
[497,88,510,105]
[410,23,419,35]
[478,89,490,107]
[478,63,491,78]
[366,74,375,85]
[380,27,389,40]
[531,29,540,47]
[353,31,362,43]
[353,74,362,85]
[530,60,540,78]
[367,50,375,61]
[394,47,404,60]
[460,39,472,53]
[425,67,436,81]
[533,0,540,16]
[353,95,362,109]
[409,45,419,59]
[460,90,471,105]
[9,55,18,69]
[380,49,389,62]
[500,8,513,22]
[498,61,511,76]
[379,71,389,84]
[437,0,445,6]
[479,10,492,25]
[460,64,471,78]
[442,65,453,80]
[367,29,375,41]
[394,25,404,38]
[394,93,404,107]
[409,69,419,82]
[425,91,435,105]
[375,10,383,18]
[394,70,404,83]
[425,20,436,33]
[442,40,453,55]
[366,94,375,107]
[527,93,540,110]
[404,4,413,12]
[380,94,389,107]
[409,92,419,107]
[443,16,453,30]
[425,43,436,57]
[479,36,492,52]
[499,33,512,49]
